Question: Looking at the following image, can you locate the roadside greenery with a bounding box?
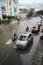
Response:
[26,10,34,18]
[0,16,21,25]
[0,19,9,25]
[5,16,21,22]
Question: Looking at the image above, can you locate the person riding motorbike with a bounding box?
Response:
[12,33,18,42]
[26,26,29,32]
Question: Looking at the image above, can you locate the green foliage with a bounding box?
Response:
[0,15,21,25]
[6,16,21,21]
[2,15,7,19]
[6,16,12,19]
[29,11,34,17]
[0,21,2,25]
[0,19,9,25]
[27,10,34,18]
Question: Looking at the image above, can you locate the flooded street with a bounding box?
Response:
[0,35,40,65]
[0,17,41,65]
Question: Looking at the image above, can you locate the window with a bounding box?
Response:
[13,0,16,4]
[14,7,16,13]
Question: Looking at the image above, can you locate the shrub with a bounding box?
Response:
[4,15,21,22]
[2,15,7,19]
[6,16,12,19]
[27,10,34,18]
[0,19,9,25]
[0,21,2,24]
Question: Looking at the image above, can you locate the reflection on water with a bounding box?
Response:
[6,39,12,44]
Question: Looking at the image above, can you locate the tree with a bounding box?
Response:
[27,10,34,18]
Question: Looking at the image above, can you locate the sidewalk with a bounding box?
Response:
[32,40,43,65]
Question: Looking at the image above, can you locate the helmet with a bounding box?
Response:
[14,33,16,36]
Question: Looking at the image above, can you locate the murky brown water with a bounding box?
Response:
[0,23,19,43]
[0,23,19,62]
[0,17,41,65]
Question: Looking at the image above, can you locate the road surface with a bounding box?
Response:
[0,17,42,65]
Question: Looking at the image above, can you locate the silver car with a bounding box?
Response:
[16,32,33,49]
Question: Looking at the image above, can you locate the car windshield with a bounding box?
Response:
[18,35,27,41]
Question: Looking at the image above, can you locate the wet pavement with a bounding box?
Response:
[0,17,42,65]
[32,40,43,65]
[0,35,40,65]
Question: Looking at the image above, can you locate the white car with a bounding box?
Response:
[16,32,33,49]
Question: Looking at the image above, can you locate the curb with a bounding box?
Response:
[32,40,43,65]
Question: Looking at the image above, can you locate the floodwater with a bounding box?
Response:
[0,17,41,65]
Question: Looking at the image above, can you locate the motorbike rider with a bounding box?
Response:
[26,26,29,32]
[12,33,18,41]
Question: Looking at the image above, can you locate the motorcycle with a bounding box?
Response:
[26,26,29,32]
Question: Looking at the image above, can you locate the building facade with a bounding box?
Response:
[0,1,2,19]
[0,0,19,19]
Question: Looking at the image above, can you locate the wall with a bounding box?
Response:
[19,13,27,19]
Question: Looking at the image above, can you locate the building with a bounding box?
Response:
[0,0,19,19]
[0,2,2,20]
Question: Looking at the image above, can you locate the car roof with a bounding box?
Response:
[21,32,31,36]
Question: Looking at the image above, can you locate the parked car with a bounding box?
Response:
[32,26,39,33]
[16,32,33,49]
